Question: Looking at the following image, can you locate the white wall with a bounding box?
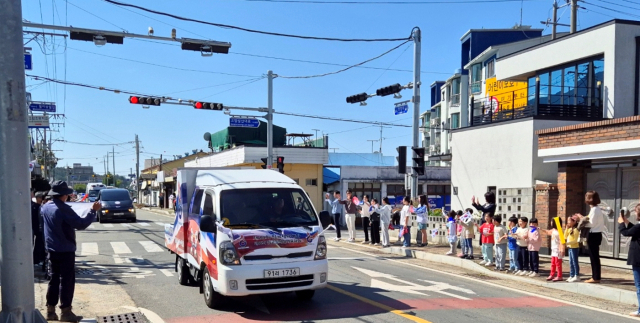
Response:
[531,120,586,183]
[185,146,329,167]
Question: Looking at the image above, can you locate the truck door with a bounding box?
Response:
[185,189,204,265]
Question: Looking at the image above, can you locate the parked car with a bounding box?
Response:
[97,188,136,223]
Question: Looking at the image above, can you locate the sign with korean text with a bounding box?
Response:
[24,53,32,70]
[229,118,260,128]
[28,115,50,129]
[29,102,56,113]
[485,77,528,112]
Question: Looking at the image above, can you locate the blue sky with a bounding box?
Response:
[22,0,621,176]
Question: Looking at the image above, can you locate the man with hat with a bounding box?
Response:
[42,181,100,322]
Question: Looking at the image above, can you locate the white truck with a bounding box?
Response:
[165,168,331,308]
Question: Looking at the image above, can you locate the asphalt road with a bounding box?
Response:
[75,210,638,323]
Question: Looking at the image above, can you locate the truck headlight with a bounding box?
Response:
[219,241,241,265]
[128,208,135,213]
[315,236,327,260]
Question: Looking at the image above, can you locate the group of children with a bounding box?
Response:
[444,210,582,282]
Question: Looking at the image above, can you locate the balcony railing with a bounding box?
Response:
[451,94,460,106]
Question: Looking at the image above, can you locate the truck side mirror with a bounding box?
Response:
[319,211,331,229]
[200,215,216,233]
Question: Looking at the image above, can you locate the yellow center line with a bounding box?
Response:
[327,284,433,323]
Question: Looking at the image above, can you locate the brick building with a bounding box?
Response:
[535,116,640,258]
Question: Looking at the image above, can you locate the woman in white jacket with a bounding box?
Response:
[379,197,393,248]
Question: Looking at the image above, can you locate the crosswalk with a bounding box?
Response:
[86,222,168,230]
[80,241,165,256]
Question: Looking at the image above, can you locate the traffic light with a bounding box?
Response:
[346,93,368,104]
[376,83,402,97]
[276,156,285,174]
[412,147,426,176]
[193,101,224,110]
[129,96,161,106]
[396,146,406,174]
[260,157,268,169]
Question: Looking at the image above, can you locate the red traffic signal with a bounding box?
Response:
[276,156,285,174]
[129,96,161,106]
[193,102,224,110]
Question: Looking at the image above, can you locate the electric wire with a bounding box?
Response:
[238,0,541,4]
[102,0,411,42]
[61,140,134,146]
[582,1,640,18]
[593,0,640,11]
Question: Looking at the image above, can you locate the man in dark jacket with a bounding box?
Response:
[32,190,46,265]
[42,181,100,322]
[620,204,640,317]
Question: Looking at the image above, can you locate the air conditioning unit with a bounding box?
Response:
[430,118,441,127]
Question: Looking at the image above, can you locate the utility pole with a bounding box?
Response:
[267,70,275,168]
[411,27,421,199]
[571,0,577,34]
[367,140,379,153]
[541,1,570,40]
[43,129,47,179]
[135,134,140,201]
[112,146,115,187]
[0,0,47,321]
[552,0,558,39]
[106,152,110,185]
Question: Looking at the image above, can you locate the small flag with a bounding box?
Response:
[554,216,566,244]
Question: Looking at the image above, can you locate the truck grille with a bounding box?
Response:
[246,274,314,291]
[244,251,313,261]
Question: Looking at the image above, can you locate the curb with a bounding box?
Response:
[140,207,173,218]
[331,241,637,306]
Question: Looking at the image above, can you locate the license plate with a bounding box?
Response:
[114,212,125,215]
[264,268,300,278]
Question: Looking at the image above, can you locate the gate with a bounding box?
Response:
[586,167,640,259]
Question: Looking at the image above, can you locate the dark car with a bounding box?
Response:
[97,188,136,223]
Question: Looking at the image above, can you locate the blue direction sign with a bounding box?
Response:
[24,53,32,70]
[230,118,260,128]
[29,102,56,113]
[394,103,409,115]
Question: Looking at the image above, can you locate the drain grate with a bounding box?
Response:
[75,268,94,275]
[96,312,147,323]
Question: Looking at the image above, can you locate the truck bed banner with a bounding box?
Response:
[223,227,319,258]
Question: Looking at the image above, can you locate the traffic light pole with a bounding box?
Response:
[411,27,421,200]
[267,70,274,167]
[0,0,47,322]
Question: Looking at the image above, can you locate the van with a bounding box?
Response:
[165,168,331,308]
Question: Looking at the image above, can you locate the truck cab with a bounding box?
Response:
[165,168,331,308]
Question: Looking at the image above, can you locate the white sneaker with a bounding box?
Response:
[529,272,539,277]
[362,241,370,244]
[446,251,454,255]
[514,270,521,275]
[479,261,487,265]
[629,311,640,317]
[334,237,341,241]
[518,271,527,276]
[484,262,493,267]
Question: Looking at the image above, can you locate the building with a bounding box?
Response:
[66,163,95,186]
[422,81,445,166]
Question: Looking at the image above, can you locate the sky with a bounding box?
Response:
[22,0,626,176]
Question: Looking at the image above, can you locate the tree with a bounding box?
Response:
[116,179,123,188]
[73,184,86,193]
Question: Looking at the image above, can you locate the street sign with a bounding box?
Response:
[24,53,32,70]
[29,102,56,112]
[229,117,260,128]
[28,115,50,129]
[394,100,410,115]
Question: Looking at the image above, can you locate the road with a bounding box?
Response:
[74,209,638,323]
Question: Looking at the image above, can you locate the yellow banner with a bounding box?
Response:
[485,77,528,112]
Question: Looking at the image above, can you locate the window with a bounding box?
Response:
[564,66,576,105]
[305,178,318,186]
[451,78,461,106]
[191,189,204,214]
[550,69,562,105]
[387,184,406,197]
[219,188,318,226]
[485,59,496,78]
[427,185,450,195]
[451,113,460,129]
[593,58,604,107]
[528,77,536,107]
[576,63,589,105]
[292,178,300,184]
[471,64,482,94]
[349,182,382,202]
[203,193,214,216]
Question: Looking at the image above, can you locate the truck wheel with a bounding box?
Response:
[203,268,223,309]
[176,257,192,286]
[295,289,315,301]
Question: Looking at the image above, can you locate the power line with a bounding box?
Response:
[582,1,640,18]
[274,111,411,127]
[61,140,134,146]
[278,39,411,79]
[240,0,541,4]
[66,0,128,32]
[593,0,640,11]
[199,78,265,99]
[102,0,411,42]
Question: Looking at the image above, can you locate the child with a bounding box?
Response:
[459,208,475,259]
[493,215,508,271]
[479,213,495,266]
[566,215,580,282]
[545,217,564,282]
[445,211,458,255]
[515,217,530,275]
[507,217,519,273]
[527,218,542,277]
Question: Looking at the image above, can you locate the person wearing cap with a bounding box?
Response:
[42,181,100,322]
[32,190,46,265]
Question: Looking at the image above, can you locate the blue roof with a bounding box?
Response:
[326,153,395,167]
[323,168,340,185]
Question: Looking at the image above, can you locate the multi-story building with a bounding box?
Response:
[67,163,94,186]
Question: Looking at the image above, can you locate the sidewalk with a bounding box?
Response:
[141,206,173,217]
[327,227,637,306]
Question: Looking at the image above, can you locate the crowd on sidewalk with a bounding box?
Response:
[326,189,640,318]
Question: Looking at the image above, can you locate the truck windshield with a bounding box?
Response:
[220,188,318,227]
[88,190,100,197]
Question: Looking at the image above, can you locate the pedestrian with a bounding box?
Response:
[360,195,371,244]
[515,216,530,276]
[379,197,393,247]
[323,193,332,213]
[330,191,343,241]
[415,195,429,247]
[577,190,606,284]
[370,198,381,246]
[31,190,46,264]
[618,203,640,317]
[169,192,175,210]
[507,217,519,273]
[400,196,412,248]
[42,181,100,322]
[493,215,508,271]
[339,190,358,242]
[566,214,581,282]
[472,192,496,248]
[478,213,495,266]
[459,208,475,259]
[526,218,542,277]
[445,211,458,255]
[545,217,564,282]
[159,192,165,209]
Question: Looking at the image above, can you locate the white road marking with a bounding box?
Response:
[138,223,150,227]
[87,225,95,229]
[139,241,163,253]
[80,243,99,256]
[102,224,114,228]
[155,222,166,226]
[160,269,174,277]
[121,223,132,227]
[120,307,164,323]
[110,242,132,254]
[113,255,124,264]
